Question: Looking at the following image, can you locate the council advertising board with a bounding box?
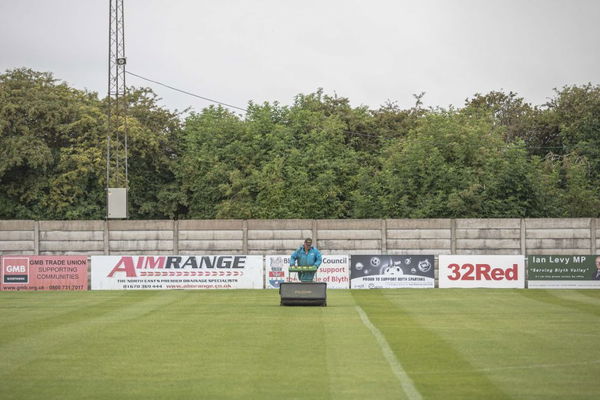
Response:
[0,255,88,291]
[265,255,350,289]
[350,255,435,289]
[528,255,600,289]
[439,255,525,288]
[91,255,263,290]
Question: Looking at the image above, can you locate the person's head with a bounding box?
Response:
[304,238,313,249]
[595,255,600,270]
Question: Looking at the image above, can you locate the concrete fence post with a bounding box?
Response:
[591,218,597,254]
[104,220,109,255]
[34,220,40,255]
[380,219,387,253]
[173,220,179,254]
[520,218,526,255]
[450,219,456,254]
[242,220,248,253]
[312,220,318,246]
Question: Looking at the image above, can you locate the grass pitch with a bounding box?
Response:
[1,289,599,399]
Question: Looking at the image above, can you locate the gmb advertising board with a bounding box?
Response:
[1,255,88,291]
[91,255,263,290]
[528,255,600,289]
[439,255,525,288]
[350,255,434,289]
[265,255,350,289]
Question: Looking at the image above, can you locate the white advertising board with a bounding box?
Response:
[91,255,263,290]
[439,255,525,288]
[265,255,350,289]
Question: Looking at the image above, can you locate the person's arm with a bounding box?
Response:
[290,249,298,266]
[314,248,322,267]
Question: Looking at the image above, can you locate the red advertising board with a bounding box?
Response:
[1,256,88,291]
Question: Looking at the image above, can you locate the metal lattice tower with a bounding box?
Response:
[106,0,128,218]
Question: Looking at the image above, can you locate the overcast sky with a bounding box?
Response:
[1,0,599,114]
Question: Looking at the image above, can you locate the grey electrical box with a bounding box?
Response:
[107,188,128,219]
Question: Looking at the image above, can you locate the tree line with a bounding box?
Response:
[1,68,599,220]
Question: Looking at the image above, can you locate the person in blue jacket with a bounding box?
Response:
[290,238,322,282]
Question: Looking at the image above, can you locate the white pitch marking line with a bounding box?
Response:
[355,306,423,400]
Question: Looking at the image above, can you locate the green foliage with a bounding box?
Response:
[179,94,363,219]
[117,88,184,219]
[549,85,600,182]
[1,67,599,219]
[374,110,547,217]
[0,68,183,219]
[0,68,104,218]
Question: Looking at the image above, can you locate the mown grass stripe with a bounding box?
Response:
[0,291,180,376]
[517,289,600,317]
[356,305,423,400]
[322,291,412,399]
[410,359,600,375]
[579,290,600,302]
[353,290,512,400]
[0,291,145,339]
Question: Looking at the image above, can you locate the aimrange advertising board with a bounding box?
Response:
[265,255,350,289]
[350,255,434,289]
[1,256,88,291]
[91,255,263,290]
[528,255,600,289]
[439,255,525,288]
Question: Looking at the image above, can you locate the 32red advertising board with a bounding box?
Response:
[439,255,525,288]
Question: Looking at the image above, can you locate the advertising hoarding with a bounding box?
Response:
[1,255,88,291]
[91,255,263,290]
[265,255,350,289]
[350,255,435,289]
[528,255,600,289]
[439,255,525,288]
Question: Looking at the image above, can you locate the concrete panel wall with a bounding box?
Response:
[108,220,174,255]
[39,221,105,255]
[179,220,244,255]
[525,218,592,255]
[248,219,312,255]
[1,220,105,255]
[317,219,382,255]
[0,221,35,255]
[456,219,521,255]
[386,219,451,255]
[1,219,599,256]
